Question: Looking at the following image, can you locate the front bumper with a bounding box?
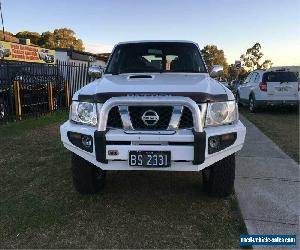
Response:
[60,120,246,171]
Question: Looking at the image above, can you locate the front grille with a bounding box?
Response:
[107,106,122,128]
[129,106,173,130]
[106,105,195,130]
[179,107,193,128]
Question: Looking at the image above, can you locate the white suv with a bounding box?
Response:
[237,68,299,112]
[60,41,246,197]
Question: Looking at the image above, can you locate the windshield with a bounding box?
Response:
[263,71,298,82]
[106,42,207,74]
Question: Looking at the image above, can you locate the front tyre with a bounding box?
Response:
[71,153,106,194]
[236,93,241,107]
[202,154,235,197]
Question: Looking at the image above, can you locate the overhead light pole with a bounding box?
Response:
[0,0,5,41]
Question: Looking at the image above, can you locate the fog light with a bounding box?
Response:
[208,132,237,154]
[82,135,92,148]
[209,136,220,148]
[67,132,93,153]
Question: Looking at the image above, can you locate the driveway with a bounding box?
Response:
[235,115,300,248]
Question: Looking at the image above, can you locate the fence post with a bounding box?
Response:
[13,80,22,120]
[64,81,70,107]
[47,82,54,112]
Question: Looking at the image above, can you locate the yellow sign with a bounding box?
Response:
[0,41,55,64]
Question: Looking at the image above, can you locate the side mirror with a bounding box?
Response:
[88,65,103,79]
[210,65,224,78]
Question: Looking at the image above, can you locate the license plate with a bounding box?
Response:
[129,151,171,167]
[276,86,289,92]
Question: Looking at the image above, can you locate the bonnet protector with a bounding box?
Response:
[78,92,228,103]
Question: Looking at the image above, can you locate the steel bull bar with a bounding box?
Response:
[94,96,207,165]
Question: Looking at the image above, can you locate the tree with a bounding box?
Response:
[39,31,56,48]
[15,28,85,51]
[227,64,249,81]
[2,28,85,51]
[201,45,229,79]
[0,31,18,42]
[240,43,272,71]
[238,67,248,80]
[39,28,84,51]
[227,64,237,81]
[15,31,41,45]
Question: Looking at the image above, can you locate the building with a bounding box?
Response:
[55,48,109,67]
[55,49,111,95]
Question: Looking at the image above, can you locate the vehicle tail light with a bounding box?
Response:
[259,82,267,92]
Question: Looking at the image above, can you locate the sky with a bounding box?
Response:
[3,0,300,66]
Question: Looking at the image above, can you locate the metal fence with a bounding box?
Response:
[0,60,91,123]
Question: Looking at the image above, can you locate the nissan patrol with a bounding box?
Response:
[60,41,246,197]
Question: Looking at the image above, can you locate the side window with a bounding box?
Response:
[244,73,252,83]
[254,73,260,83]
[249,73,257,82]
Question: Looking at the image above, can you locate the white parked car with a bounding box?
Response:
[0,44,10,59]
[38,49,54,63]
[219,80,229,88]
[60,41,246,197]
[237,68,299,112]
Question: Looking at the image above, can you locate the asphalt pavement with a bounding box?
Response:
[235,115,300,249]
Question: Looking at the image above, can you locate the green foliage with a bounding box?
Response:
[11,28,84,51]
[237,67,248,80]
[227,64,237,81]
[240,107,299,163]
[0,111,68,138]
[39,28,84,51]
[240,42,273,71]
[15,31,41,45]
[0,31,18,42]
[227,64,249,81]
[201,45,229,79]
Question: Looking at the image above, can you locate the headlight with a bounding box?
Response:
[70,101,98,126]
[205,101,238,127]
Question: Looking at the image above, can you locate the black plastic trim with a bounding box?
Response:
[192,129,206,165]
[94,131,108,163]
[67,132,93,153]
[208,132,237,154]
[168,141,194,146]
[106,141,131,145]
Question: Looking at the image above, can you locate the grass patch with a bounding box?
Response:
[0,110,68,138]
[0,112,248,248]
[240,106,299,163]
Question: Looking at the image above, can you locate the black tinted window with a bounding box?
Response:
[263,72,298,82]
[106,42,207,74]
[249,73,257,82]
[244,74,252,83]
